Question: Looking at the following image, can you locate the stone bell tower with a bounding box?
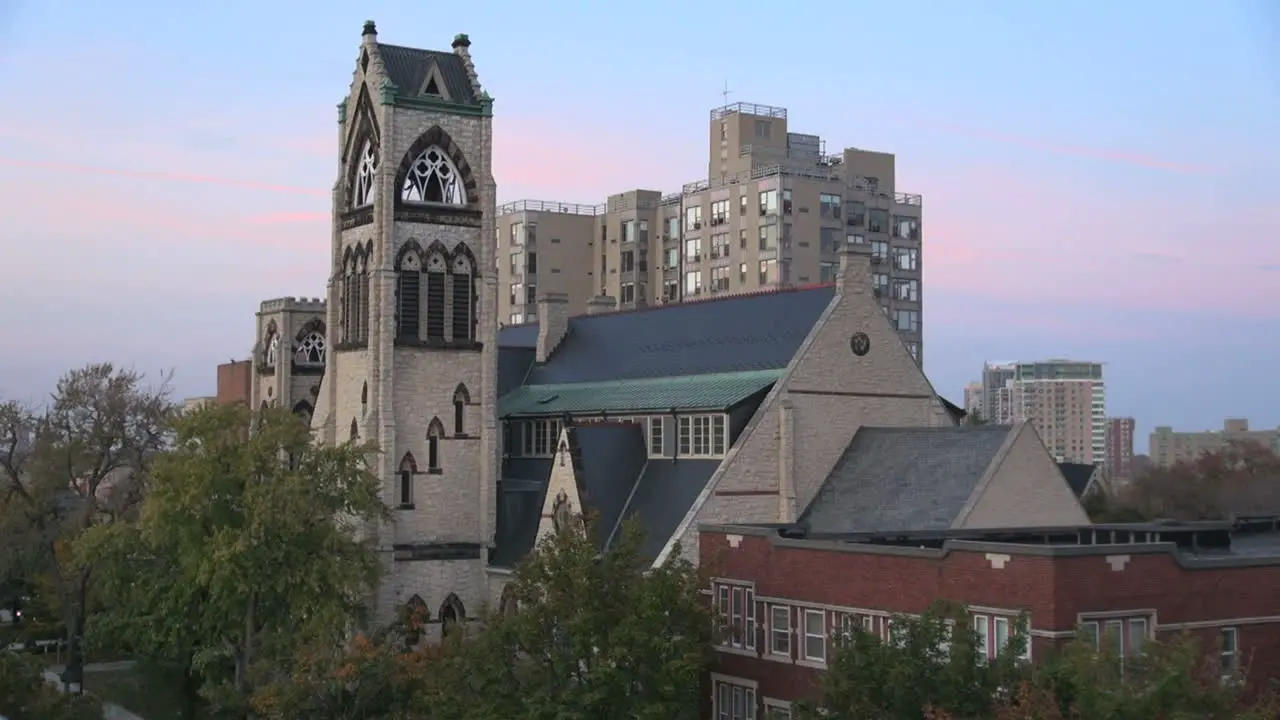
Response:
[311,21,498,630]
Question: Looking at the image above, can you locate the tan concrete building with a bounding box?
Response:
[1150,419,1280,467]
[1105,416,1136,483]
[495,102,925,365]
[977,360,1107,465]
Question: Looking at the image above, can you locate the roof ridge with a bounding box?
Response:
[567,282,836,322]
[519,368,784,390]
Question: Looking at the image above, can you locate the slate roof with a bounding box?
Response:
[1058,462,1097,498]
[498,369,782,417]
[376,43,477,105]
[798,425,1014,535]
[500,285,835,385]
[490,424,721,567]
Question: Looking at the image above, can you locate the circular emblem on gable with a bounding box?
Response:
[850,332,871,357]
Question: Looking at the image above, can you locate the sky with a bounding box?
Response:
[0,0,1277,452]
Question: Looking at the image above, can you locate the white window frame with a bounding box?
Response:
[1221,627,1239,680]
[712,675,758,720]
[714,582,756,651]
[519,419,561,457]
[678,414,728,457]
[769,605,791,656]
[647,416,665,457]
[801,608,826,663]
[1078,614,1151,659]
[762,698,792,720]
[973,614,990,663]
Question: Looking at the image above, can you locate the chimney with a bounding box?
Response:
[837,245,873,297]
[361,19,377,43]
[585,295,617,315]
[535,292,570,363]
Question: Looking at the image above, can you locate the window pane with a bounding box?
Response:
[1128,619,1147,656]
[994,617,1010,657]
[1104,620,1123,655]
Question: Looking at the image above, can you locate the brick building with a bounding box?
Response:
[700,519,1280,719]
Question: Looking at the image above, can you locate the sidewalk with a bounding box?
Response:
[41,661,143,720]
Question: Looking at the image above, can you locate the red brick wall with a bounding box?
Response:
[701,529,1280,703]
[215,360,252,406]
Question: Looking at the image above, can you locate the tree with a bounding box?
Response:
[994,631,1280,720]
[76,401,388,717]
[446,515,713,720]
[793,602,1031,720]
[0,651,102,720]
[965,411,988,427]
[1107,441,1280,521]
[0,363,174,688]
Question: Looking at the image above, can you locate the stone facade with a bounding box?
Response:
[250,296,328,421]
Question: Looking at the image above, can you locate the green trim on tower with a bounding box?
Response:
[387,95,492,116]
[337,101,347,124]
[379,78,399,105]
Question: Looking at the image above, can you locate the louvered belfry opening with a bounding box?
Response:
[426,271,447,339]
[397,270,421,339]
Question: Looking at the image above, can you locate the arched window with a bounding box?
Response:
[452,384,470,436]
[401,146,466,205]
[349,418,359,441]
[424,251,448,340]
[264,333,279,368]
[403,594,428,646]
[360,381,368,415]
[499,585,518,617]
[353,139,378,208]
[340,251,354,342]
[427,417,444,470]
[396,247,423,340]
[439,593,465,638]
[398,453,417,507]
[356,247,371,343]
[450,252,475,342]
[295,331,325,366]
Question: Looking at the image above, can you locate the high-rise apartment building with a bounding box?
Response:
[975,360,1106,465]
[495,102,925,364]
[1105,417,1136,483]
[963,381,984,419]
[1150,419,1280,467]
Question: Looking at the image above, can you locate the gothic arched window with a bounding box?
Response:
[450,253,475,342]
[427,417,444,471]
[264,333,279,368]
[355,247,371,343]
[340,251,354,342]
[452,384,470,436]
[401,146,466,205]
[353,139,378,208]
[398,453,417,507]
[295,331,325,367]
[439,593,465,638]
[349,418,359,441]
[424,251,448,340]
[396,248,423,340]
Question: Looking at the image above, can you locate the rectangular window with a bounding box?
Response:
[678,414,727,457]
[714,583,756,651]
[894,247,919,271]
[509,252,522,275]
[759,259,777,285]
[757,224,777,250]
[1221,627,1239,679]
[711,266,731,291]
[894,309,920,332]
[906,341,920,361]
[1128,618,1147,656]
[781,188,792,214]
[521,419,561,457]
[819,193,842,219]
[973,614,990,663]
[665,216,679,239]
[711,199,730,225]
[868,208,889,233]
[819,261,836,284]
[711,232,731,259]
[714,680,757,720]
[870,240,889,261]
[684,237,702,262]
[620,282,635,303]
[622,219,636,243]
[758,190,778,216]
[620,250,635,272]
[764,702,791,720]
[647,417,664,456]
[424,272,446,340]
[993,616,1010,658]
[893,215,920,240]
[510,221,524,246]
[893,279,919,302]
[770,605,791,656]
[802,609,826,663]
[684,270,703,296]
[847,201,866,227]
[684,205,703,232]
[738,262,747,284]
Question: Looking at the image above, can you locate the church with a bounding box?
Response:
[248,23,1090,632]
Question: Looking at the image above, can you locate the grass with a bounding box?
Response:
[81,666,194,719]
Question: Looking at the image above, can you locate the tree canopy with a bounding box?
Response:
[0,651,102,720]
[77,401,387,717]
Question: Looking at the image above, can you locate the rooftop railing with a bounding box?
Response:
[497,199,605,216]
[710,102,788,121]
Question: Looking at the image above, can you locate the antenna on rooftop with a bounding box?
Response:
[720,80,732,106]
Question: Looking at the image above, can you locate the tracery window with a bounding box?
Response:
[402,146,466,205]
[264,333,279,368]
[353,139,378,208]
[451,254,475,342]
[295,331,325,366]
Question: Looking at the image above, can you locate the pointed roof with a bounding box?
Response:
[376,43,478,105]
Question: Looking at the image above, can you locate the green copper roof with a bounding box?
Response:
[498,369,783,418]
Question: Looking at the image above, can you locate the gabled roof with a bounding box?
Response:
[798,425,1015,534]
[498,369,781,417]
[490,423,721,568]
[376,43,477,105]
[1058,462,1098,498]
[499,285,836,385]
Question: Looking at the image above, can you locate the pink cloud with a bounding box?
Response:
[910,120,1221,175]
[243,211,330,225]
[0,157,327,197]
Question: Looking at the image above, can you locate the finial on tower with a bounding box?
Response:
[452,33,471,49]
[362,20,377,37]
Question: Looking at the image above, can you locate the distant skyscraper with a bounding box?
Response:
[1105,417,1136,483]
[978,359,1106,465]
